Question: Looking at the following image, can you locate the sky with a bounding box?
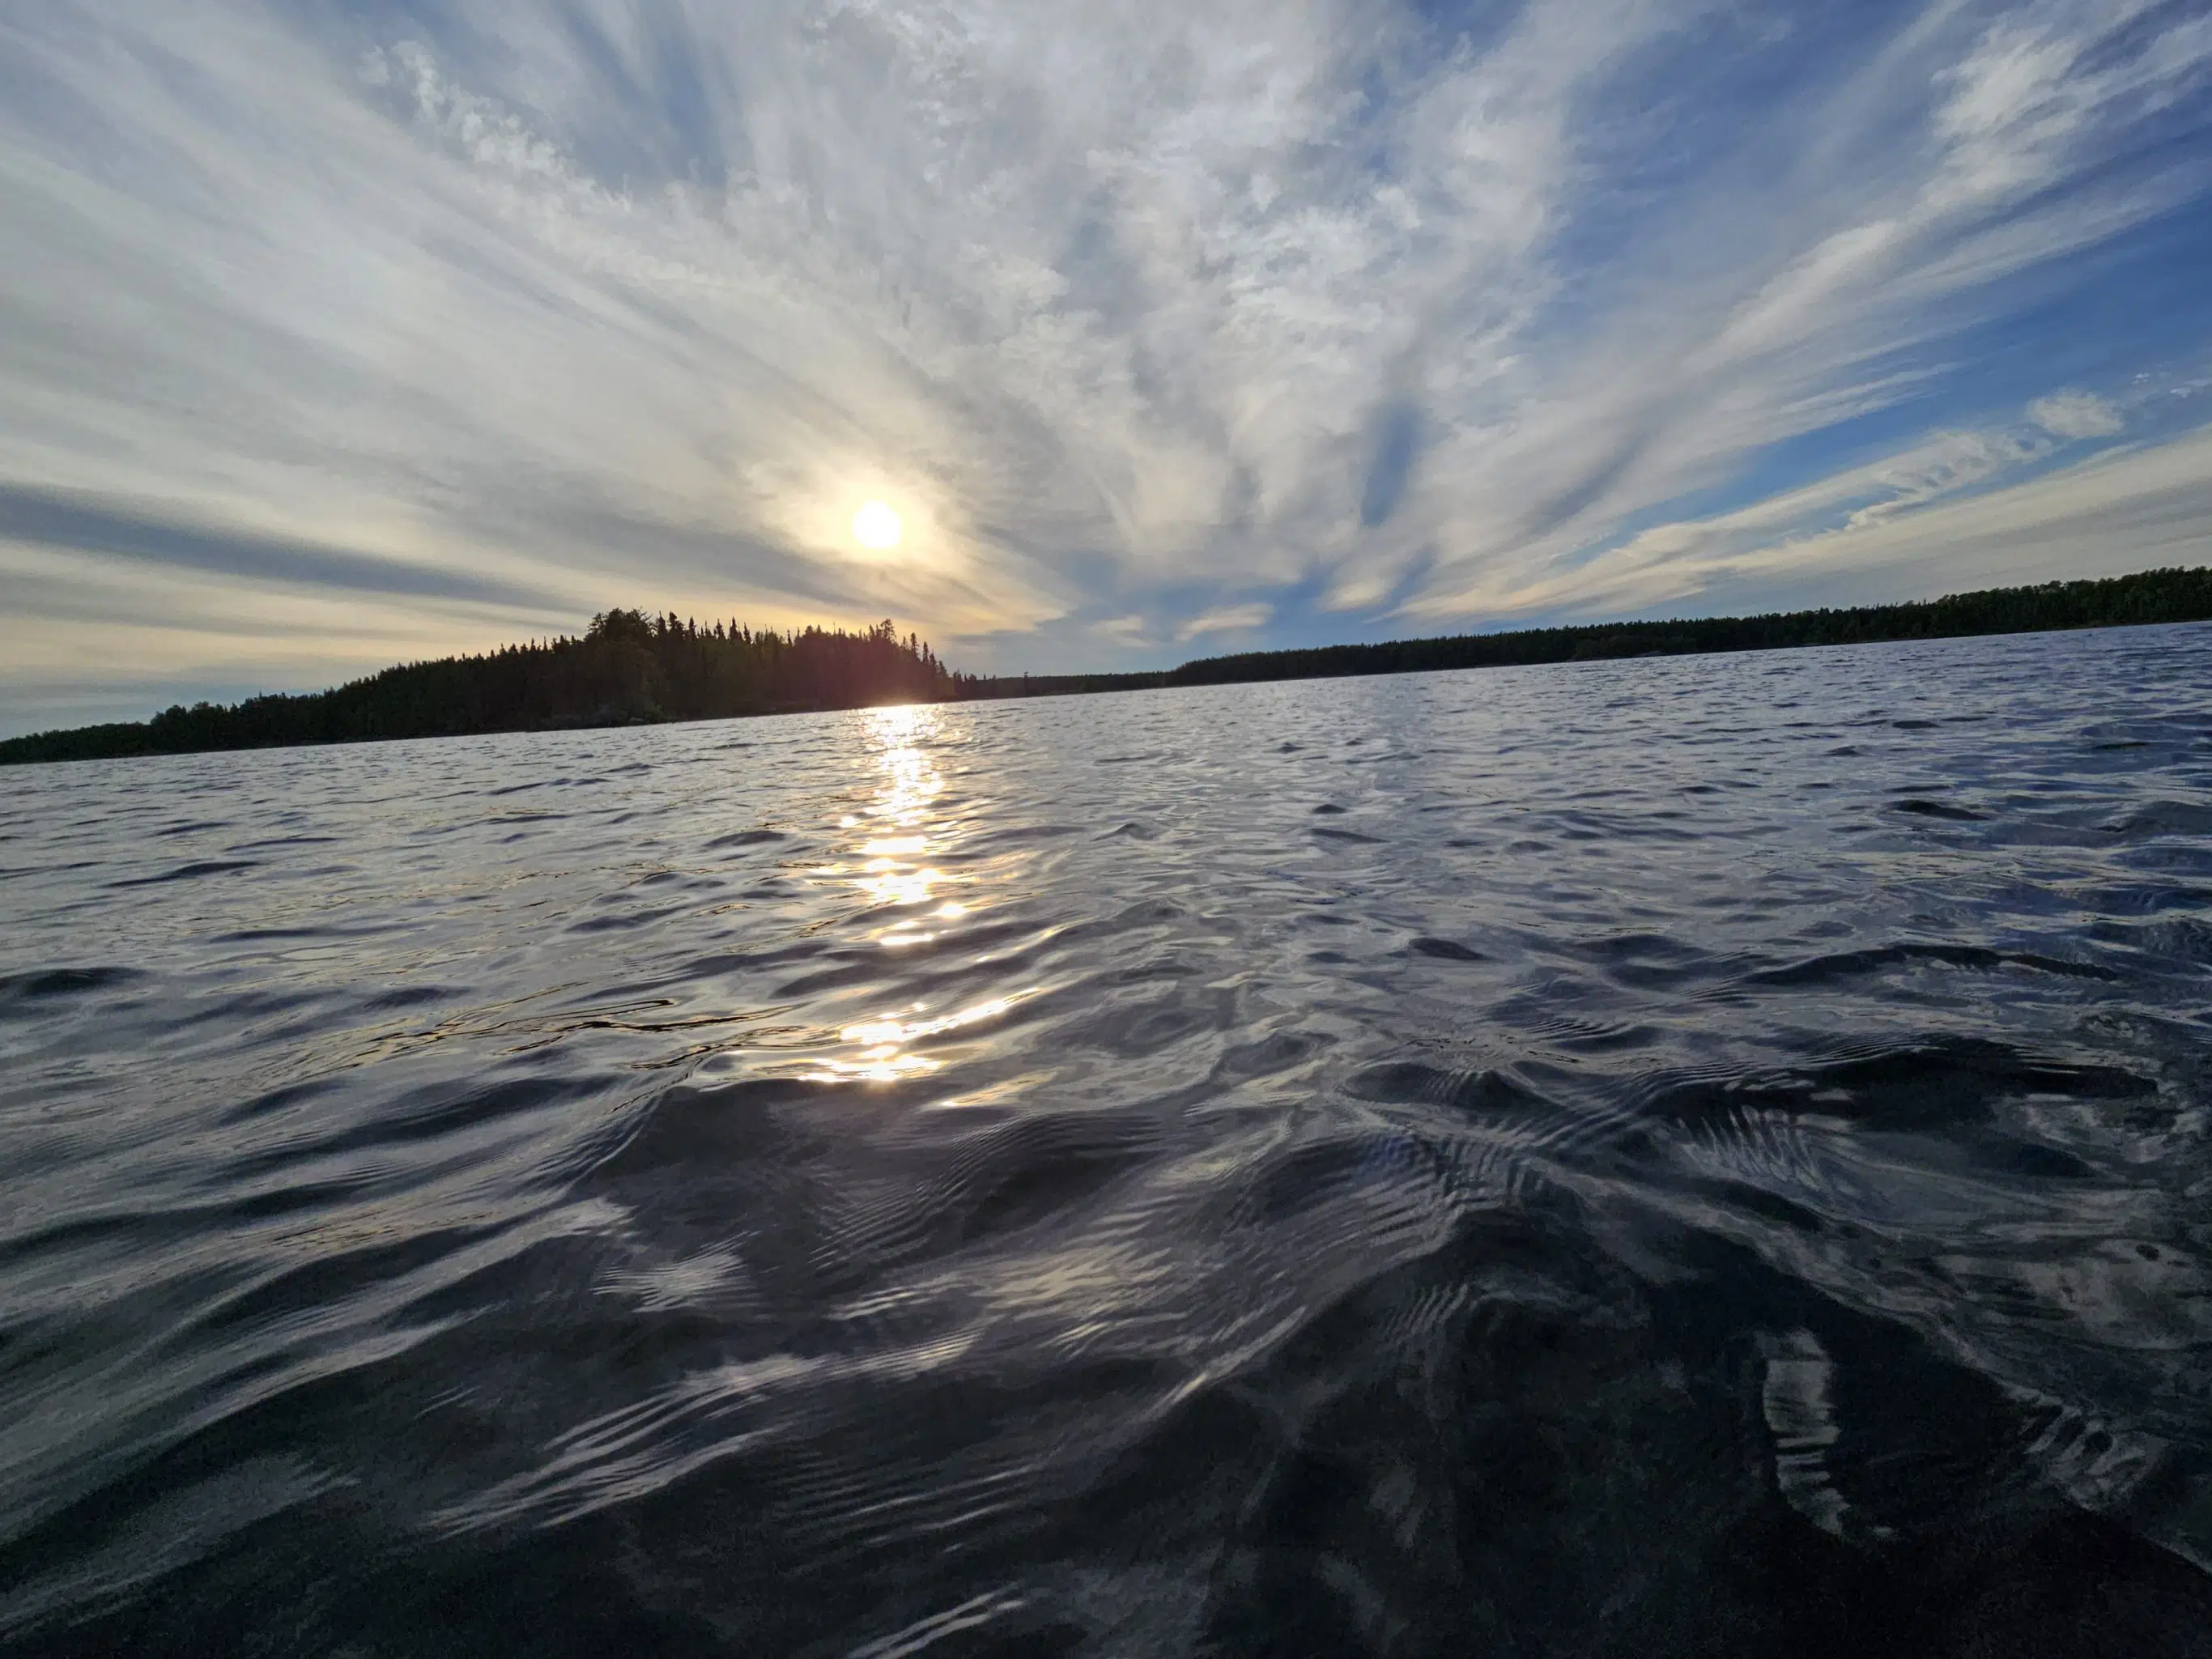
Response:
[2,0,2211,733]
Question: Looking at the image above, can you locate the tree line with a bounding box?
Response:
[958,567,2212,698]
[0,610,961,764]
[6,567,2211,764]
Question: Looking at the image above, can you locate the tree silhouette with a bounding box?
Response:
[2,610,964,764]
[7,568,2212,764]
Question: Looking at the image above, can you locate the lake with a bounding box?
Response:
[4,624,2212,1656]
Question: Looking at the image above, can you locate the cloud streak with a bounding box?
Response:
[0,483,548,607]
[1177,602,1275,644]
[0,0,2209,730]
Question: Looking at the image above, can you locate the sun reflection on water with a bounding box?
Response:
[813,990,1042,1084]
[798,704,1035,1084]
[847,704,950,934]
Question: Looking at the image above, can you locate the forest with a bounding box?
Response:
[6,566,2212,764]
[0,610,959,764]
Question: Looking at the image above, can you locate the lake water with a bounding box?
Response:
[5,625,2212,1656]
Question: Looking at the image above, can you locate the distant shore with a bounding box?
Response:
[7,567,2210,766]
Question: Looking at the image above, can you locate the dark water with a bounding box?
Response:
[6,626,2212,1657]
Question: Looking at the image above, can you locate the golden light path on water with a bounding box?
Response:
[802,704,1038,1086]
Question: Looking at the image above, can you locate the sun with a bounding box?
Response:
[853,501,903,551]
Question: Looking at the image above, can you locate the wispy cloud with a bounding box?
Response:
[1465,389,2208,619]
[2028,389,2125,440]
[1091,615,1153,648]
[0,484,549,608]
[1176,602,1274,644]
[0,0,2209,730]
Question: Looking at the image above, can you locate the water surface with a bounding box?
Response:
[6,626,2212,1655]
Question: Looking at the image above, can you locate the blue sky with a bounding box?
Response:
[2,0,2210,732]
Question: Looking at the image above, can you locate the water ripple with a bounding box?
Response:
[4,627,2212,1653]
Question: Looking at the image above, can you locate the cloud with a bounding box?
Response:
[1438,412,2212,623]
[1176,602,1274,643]
[2029,390,2125,440]
[0,0,2208,728]
[0,483,550,608]
[1091,614,1152,647]
[1699,419,2212,607]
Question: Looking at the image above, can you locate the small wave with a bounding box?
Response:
[1406,936,1487,962]
[2104,802,2212,838]
[1644,1036,2155,1134]
[107,858,260,887]
[206,923,402,943]
[224,1072,613,1176]
[706,828,787,849]
[1891,798,1988,821]
[1746,942,2117,986]
[0,964,144,1005]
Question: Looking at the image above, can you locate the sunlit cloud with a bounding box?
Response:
[2029,391,2126,441]
[1176,603,1274,644]
[1485,414,2212,622]
[1,0,2210,731]
[1091,615,1152,649]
